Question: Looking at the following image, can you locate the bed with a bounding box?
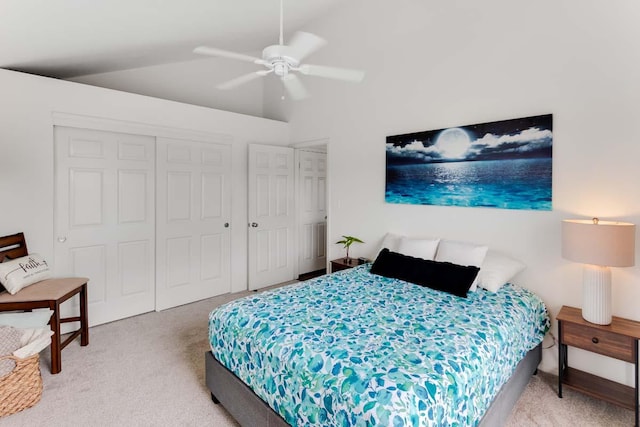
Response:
[206,263,549,426]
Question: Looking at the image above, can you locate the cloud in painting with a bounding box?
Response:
[387,126,552,164]
[468,127,552,159]
[386,139,442,162]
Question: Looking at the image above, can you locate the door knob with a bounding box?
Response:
[57,236,67,243]
[250,222,258,228]
[224,223,229,228]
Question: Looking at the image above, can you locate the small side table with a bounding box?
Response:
[557,305,640,426]
[330,257,368,273]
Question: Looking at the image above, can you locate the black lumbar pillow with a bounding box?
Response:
[370,248,480,298]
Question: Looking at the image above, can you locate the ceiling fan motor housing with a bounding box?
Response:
[262,45,300,76]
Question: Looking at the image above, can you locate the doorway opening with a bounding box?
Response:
[295,141,328,281]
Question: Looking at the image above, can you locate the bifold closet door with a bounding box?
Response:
[156,137,231,311]
[54,127,156,327]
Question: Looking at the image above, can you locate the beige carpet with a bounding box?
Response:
[3,289,634,426]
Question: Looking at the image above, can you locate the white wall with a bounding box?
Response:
[70,56,266,118]
[284,0,640,384]
[0,68,288,293]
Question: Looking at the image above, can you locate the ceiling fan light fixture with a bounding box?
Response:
[273,62,288,77]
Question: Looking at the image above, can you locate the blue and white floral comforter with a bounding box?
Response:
[209,265,549,427]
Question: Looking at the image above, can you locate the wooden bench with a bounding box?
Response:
[0,232,88,374]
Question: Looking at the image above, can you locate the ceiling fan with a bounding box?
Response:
[193,0,365,100]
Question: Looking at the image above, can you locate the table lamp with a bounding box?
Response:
[561,218,636,325]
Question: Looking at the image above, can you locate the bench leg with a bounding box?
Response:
[80,283,89,346]
[50,301,62,374]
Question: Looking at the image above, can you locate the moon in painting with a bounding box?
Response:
[435,128,472,159]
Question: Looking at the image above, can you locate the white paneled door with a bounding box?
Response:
[54,127,156,326]
[248,144,295,290]
[156,138,231,310]
[297,150,327,275]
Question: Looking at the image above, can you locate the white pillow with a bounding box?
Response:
[435,240,488,291]
[377,232,404,256]
[397,237,440,260]
[0,254,51,295]
[477,250,526,292]
[0,309,53,329]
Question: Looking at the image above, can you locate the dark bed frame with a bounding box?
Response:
[205,343,541,426]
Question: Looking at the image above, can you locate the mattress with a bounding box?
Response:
[209,265,549,426]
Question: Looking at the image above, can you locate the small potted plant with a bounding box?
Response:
[335,235,364,261]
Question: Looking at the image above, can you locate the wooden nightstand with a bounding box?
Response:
[330,257,368,273]
[557,305,640,426]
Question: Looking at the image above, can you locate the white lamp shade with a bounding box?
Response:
[562,219,635,267]
[562,218,636,325]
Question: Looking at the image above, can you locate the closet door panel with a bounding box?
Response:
[118,170,148,223]
[156,138,231,310]
[118,240,152,296]
[55,127,155,326]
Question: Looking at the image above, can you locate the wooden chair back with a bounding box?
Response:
[0,232,28,262]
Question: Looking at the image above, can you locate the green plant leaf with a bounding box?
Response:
[335,235,364,248]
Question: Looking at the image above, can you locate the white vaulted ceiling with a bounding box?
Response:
[0,0,345,79]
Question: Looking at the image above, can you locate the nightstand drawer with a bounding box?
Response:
[562,322,635,362]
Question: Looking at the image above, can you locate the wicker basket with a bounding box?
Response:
[0,353,43,418]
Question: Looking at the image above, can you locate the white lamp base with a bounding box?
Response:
[582,264,612,325]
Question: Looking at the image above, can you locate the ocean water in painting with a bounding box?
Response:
[385,158,552,210]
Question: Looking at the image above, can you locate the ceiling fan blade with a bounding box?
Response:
[288,32,327,62]
[194,46,264,65]
[298,64,365,83]
[282,74,309,100]
[217,71,269,90]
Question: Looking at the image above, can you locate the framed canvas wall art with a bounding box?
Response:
[385,114,553,210]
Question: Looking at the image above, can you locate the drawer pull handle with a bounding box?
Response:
[592,337,599,344]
